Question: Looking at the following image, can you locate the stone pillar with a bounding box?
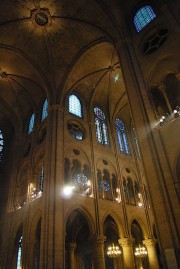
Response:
[119,238,135,269]
[92,236,106,269]
[68,243,77,269]
[40,104,64,269]
[143,239,159,269]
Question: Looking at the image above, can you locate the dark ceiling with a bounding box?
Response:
[0,0,133,134]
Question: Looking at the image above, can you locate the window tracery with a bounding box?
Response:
[115,118,130,155]
[94,107,109,145]
[123,177,141,206]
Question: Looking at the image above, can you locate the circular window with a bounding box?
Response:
[143,29,169,54]
[68,122,85,140]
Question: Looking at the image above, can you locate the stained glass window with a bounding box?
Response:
[115,118,130,155]
[41,99,48,121]
[134,5,156,32]
[16,236,23,269]
[74,173,88,185]
[98,180,110,192]
[94,107,109,145]
[69,94,82,118]
[0,130,4,161]
[28,113,35,134]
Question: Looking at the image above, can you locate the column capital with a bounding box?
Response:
[143,238,157,247]
[93,235,106,246]
[48,104,65,112]
[118,237,134,247]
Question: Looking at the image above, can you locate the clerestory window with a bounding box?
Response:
[41,99,48,121]
[28,113,35,134]
[16,236,23,269]
[94,107,109,145]
[115,118,130,155]
[69,94,82,118]
[134,5,156,32]
[0,130,4,161]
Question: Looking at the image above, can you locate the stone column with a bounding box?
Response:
[143,239,159,269]
[68,243,77,269]
[40,104,64,269]
[119,238,135,269]
[92,236,106,269]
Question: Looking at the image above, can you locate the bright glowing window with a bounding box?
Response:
[0,130,4,161]
[94,107,109,145]
[69,94,82,118]
[41,99,48,121]
[115,118,130,155]
[16,236,23,269]
[28,113,35,134]
[134,5,156,32]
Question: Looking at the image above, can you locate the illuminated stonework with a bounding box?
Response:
[31,9,51,27]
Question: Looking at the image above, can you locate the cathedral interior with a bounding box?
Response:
[0,0,179,269]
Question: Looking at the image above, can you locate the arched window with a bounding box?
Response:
[69,94,82,118]
[16,236,23,269]
[115,118,130,155]
[134,5,156,32]
[28,113,35,134]
[41,99,48,121]
[94,107,109,145]
[0,130,4,161]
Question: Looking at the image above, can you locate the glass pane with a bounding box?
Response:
[0,130,3,161]
[95,118,103,144]
[134,5,156,32]
[41,99,48,121]
[94,107,109,145]
[102,122,109,145]
[28,113,35,134]
[16,236,23,269]
[116,118,130,155]
[69,94,82,118]
[94,107,105,120]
